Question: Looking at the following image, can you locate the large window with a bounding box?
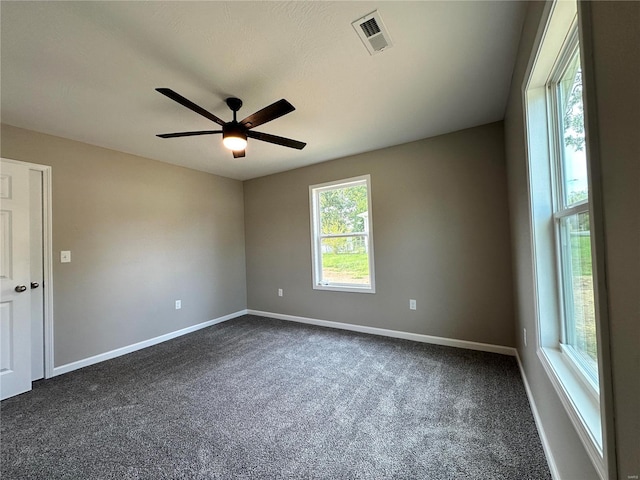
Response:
[309,175,375,293]
[524,3,610,477]
[551,42,599,386]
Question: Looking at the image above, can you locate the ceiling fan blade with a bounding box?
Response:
[240,99,295,129]
[247,130,306,150]
[156,88,226,126]
[157,130,222,138]
[233,150,246,158]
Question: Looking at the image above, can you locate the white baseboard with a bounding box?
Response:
[515,350,561,480]
[247,309,517,356]
[49,309,514,377]
[51,310,248,377]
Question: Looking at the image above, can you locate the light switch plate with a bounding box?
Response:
[60,251,71,263]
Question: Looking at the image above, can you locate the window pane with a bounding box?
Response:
[311,175,375,292]
[558,51,588,206]
[320,236,369,285]
[559,212,598,376]
[319,184,369,235]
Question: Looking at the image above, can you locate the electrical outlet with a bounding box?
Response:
[523,328,527,347]
[175,300,181,310]
[409,299,416,310]
[278,288,283,297]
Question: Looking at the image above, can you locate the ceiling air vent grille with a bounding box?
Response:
[360,18,381,37]
[352,10,393,56]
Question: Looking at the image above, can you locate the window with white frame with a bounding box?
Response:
[550,41,599,386]
[309,175,375,293]
[524,2,608,476]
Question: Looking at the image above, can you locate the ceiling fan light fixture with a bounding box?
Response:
[222,125,247,151]
[222,134,247,151]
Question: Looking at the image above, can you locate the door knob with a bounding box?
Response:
[14,285,27,292]
[31,282,40,289]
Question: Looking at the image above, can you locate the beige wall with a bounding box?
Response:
[1,124,247,367]
[587,2,639,477]
[505,1,639,478]
[244,122,515,347]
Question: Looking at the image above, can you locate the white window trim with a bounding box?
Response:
[537,347,603,465]
[547,35,600,387]
[559,342,600,401]
[309,174,376,294]
[522,1,615,479]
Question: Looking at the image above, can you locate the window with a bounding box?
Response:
[551,42,599,387]
[309,175,375,293]
[524,2,609,477]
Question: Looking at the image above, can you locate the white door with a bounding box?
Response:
[0,160,32,400]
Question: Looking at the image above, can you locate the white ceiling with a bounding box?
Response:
[1,1,526,181]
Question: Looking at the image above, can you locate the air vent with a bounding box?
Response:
[360,19,381,37]
[352,10,393,56]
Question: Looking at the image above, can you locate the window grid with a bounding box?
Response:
[309,176,375,293]
[547,32,599,387]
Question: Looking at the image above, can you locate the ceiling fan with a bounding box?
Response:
[155,88,306,158]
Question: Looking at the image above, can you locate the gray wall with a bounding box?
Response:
[587,3,640,476]
[1,124,247,367]
[244,122,515,347]
[504,1,639,478]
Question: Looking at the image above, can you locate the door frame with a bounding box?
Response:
[1,158,54,379]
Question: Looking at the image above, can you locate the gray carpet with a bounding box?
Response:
[1,315,551,479]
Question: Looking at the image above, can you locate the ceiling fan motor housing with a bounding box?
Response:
[223,122,247,139]
[222,122,247,151]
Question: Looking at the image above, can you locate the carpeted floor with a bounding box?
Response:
[1,315,551,479]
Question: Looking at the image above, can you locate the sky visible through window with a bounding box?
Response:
[558,51,597,373]
[560,54,588,205]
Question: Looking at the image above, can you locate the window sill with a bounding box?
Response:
[538,346,605,478]
[558,343,600,402]
[313,284,375,294]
